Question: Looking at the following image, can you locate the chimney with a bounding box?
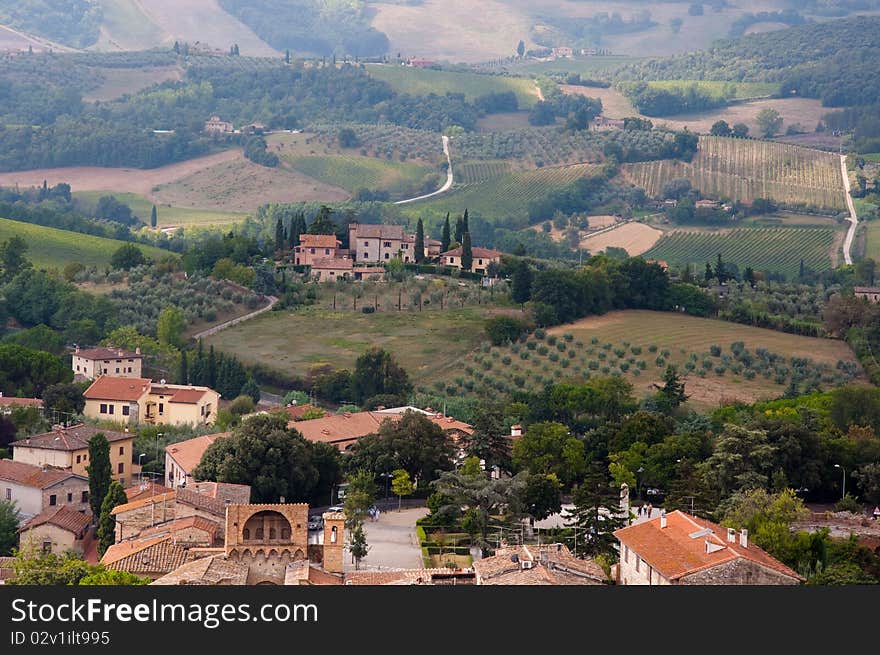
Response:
[135,347,141,355]
[727,528,737,543]
[118,350,124,357]
[75,345,80,354]
[739,529,748,548]
[659,510,667,529]
[510,425,522,438]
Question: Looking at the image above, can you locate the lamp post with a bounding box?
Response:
[636,466,644,502]
[156,432,163,476]
[138,453,146,485]
[380,472,391,500]
[834,464,846,500]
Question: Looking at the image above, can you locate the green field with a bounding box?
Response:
[505,56,637,77]
[862,221,880,261]
[73,192,246,227]
[645,80,780,100]
[285,154,436,197]
[365,64,539,108]
[443,310,860,410]
[642,227,838,279]
[740,212,839,228]
[455,160,512,184]
[861,153,880,163]
[204,305,502,386]
[623,136,847,211]
[0,217,173,270]
[408,163,597,226]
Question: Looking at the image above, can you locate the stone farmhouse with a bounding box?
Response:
[440,246,502,276]
[855,286,880,303]
[18,505,93,556]
[0,395,43,414]
[0,459,90,521]
[164,432,231,489]
[83,376,220,427]
[11,423,134,486]
[613,510,804,585]
[204,115,234,133]
[71,346,143,381]
[294,234,341,267]
[349,222,419,264]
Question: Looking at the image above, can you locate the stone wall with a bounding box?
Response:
[681,558,800,585]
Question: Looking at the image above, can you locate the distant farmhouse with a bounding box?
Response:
[204,115,234,134]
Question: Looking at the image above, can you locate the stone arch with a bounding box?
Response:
[292,549,305,561]
[242,510,293,544]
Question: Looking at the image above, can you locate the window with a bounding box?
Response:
[122,406,129,416]
[384,253,390,260]
[309,248,315,254]
[449,257,455,263]
[331,526,338,543]
[281,527,291,540]
[117,462,124,474]
[49,495,57,506]
[325,248,330,255]
[243,528,250,540]
[67,492,73,503]
[76,365,80,372]
[100,403,108,414]
[364,241,369,247]
[201,405,205,416]
[636,557,640,573]
[4,488,10,501]
[363,253,368,259]
[108,405,114,415]
[402,243,408,249]
[269,528,276,540]
[119,446,124,456]
[42,541,52,554]
[81,491,88,503]
[256,528,264,540]
[624,545,629,563]
[478,259,483,265]
[76,455,81,464]
[115,367,120,373]
[159,403,164,415]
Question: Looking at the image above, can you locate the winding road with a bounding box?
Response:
[841,154,858,266]
[191,295,278,340]
[394,135,453,205]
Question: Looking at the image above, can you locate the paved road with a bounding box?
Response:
[394,136,453,205]
[191,295,278,340]
[345,507,428,572]
[841,154,858,266]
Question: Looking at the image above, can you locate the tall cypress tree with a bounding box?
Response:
[208,345,217,389]
[512,259,532,306]
[86,433,111,521]
[415,218,425,263]
[97,481,127,556]
[461,232,473,272]
[179,351,188,385]
[275,218,284,251]
[462,209,469,237]
[150,205,158,228]
[441,213,451,252]
[454,216,464,244]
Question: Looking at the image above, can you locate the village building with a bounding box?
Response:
[102,534,200,580]
[473,543,607,585]
[164,432,231,489]
[11,424,133,486]
[613,510,804,585]
[0,459,90,521]
[295,234,342,266]
[349,223,410,263]
[855,286,880,303]
[407,57,435,68]
[82,376,220,427]
[343,568,475,585]
[18,505,92,556]
[425,238,443,259]
[311,256,353,282]
[592,116,625,132]
[125,480,173,503]
[71,346,143,381]
[0,395,42,414]
[353,266,386,281]
[204,115,234,134]
[440,246,502,275]
[552,46,574,58]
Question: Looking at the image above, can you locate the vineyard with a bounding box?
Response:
[642,227,838,279]
[622,136,848,211]
[285,154,438,198]
[364,64,539,108]
[644,80,780,100]
[455,160,512,184]
[429,310,861,410]
[411,163,599,227]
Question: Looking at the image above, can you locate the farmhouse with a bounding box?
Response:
[164,432,231,489]
[11,424,133,486]
[71,345,143,381]
[592,116,625,132]
[311,256,353,282]
[83,376,220,428]
[295,234,342,266]
[407,58,435,68]
[204,115,234,134]
[0,394,42,414]
[18,505,92,556]
[0,459,90,521]
[552,46,574,58]
[613,510,803,585]
[350,222,407,263]
[854,286,880,303]
[440,246,502,275]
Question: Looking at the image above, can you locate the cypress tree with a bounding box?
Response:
[461,232,473,272]
[208,345,217,389]
[97,481,127,556]
[179,351,188,385]
[512,259,532,306]
[86,433,111,520]
[150,205,158,228]
[275,218,284,251]
[454,216,464,244]
[441,213,451,253]
[415,218,425,263]
[462,209,469,236]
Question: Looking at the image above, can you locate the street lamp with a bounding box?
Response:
[138,453,146,485]
[834,464,846,499]
[636,466,645,502]
[379,472,391,500]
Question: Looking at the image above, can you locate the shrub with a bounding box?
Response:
[534,329,546,340]
[655,357,666,367]
[619,362,630,372]
[538,345,549,356]
[702,359,712,370]
[602,343,612,351]
[631,346,642,355]
[560,359,570,368]
[567,350,576,359]
[549,352,560,362]
[601,366,611,374]
[632,368,641,377]
[547,335,558,346]
[591,337,599,345]
[527,341,537,350]
[614,348,626,358]
[648,345,658,353]
[588,360,599,370]
[520,351,530,360]
[714,366,726,376]
[556,341,567,352]
[598,351,607,360]
[563,333,574,342]
[710,345,722,357]
[502,356,512,365]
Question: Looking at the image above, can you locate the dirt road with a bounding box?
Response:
[841,154,857,266]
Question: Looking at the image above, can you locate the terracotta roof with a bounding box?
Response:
[311,257,353,271]
[165,433,230,475]
[427,415,474,436]
[0,459,86,489]
[111,491,177,516]
[74,347,142,360]
[187,481,251,502]
[613,510,804,582]
[149,385,215,404]
[351,223,405,240]
[176,487,229,517]
[102,534,195,574]
[125,481,173,502]
[19,505,91,535]
[83,376,151,402]
[473,544,606,585]
[0,397,43,408]
[298,234,340,248]
[140,516,220,540]
[276,404,319,420]
[854,287,880,294]
[290,411,393,449]
[307,566,344,585]
[441,247,502,259]
[151,554,248,585]
[343,568,460,585]
[14,424,132,452]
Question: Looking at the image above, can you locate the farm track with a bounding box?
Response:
[841,154,858,266]
[394,136,453,205]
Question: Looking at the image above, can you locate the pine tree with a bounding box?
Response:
[441,213,451,253]
[564,464,626,559]
[799,259,805,281]
[349,523,369,569]
[715,253,726,284]
[657,365,688,412]
[704,262,714,282]
[179,351,188,385]
[97,481,127,556]
[461,232,473,272]
[150,205,157,228]
[414,218,425,263]
[275,218,284,251]
[86,434,111,520]
[173,41,180,54]
[285,49,291,64]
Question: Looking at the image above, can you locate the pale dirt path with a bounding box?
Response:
[840,154,857,266]
[191,295,278,340]
[394,135,452,205]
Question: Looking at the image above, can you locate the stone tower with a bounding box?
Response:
[322,511,345,574]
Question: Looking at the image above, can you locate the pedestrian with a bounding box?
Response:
[647,503,653,518]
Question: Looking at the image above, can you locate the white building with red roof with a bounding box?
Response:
[440,246,502,275]
[71,345,143,381]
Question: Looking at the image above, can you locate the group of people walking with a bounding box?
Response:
[637,503,653,518]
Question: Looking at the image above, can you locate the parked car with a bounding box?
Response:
[307,516,324,531]
[327,505,345,514]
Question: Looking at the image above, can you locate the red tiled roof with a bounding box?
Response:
[19,505,91,535]
[0,397,43,408]
[83,376,151,402]
[351,223,405,240]
[111,492,177,516]
[298,234,340,248]
[165,433,230,475]
[102,535,194,574]
[150,554,248,585]
[613,510,804,582]
[473,544,606,585]
[290,412,393,449]
[140,516,219,539]
[0,459,86,489]
[74,347,142,360]
[311,257,353,271]
[176,487,229,517]
[441,247,502,259]
[125,481,173,502]
[13,424,132,451]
